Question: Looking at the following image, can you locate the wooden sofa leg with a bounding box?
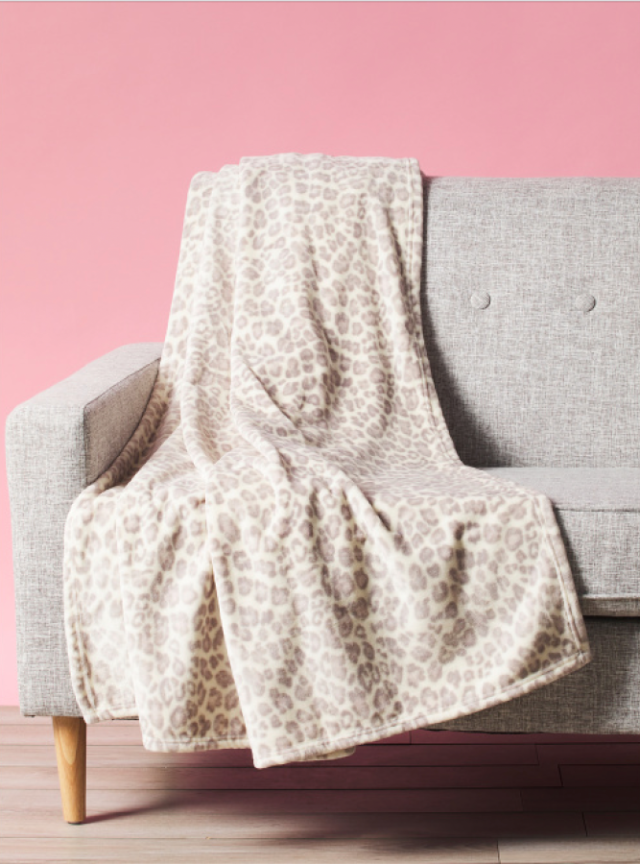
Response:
[52,716,86,824]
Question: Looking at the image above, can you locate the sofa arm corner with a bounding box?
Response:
[5,341,163,717]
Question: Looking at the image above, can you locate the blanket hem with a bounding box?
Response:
[108,646,590,765]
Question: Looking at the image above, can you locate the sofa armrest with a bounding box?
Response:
[5,342,163,717]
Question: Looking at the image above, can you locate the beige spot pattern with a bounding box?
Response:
[63,154,591,768]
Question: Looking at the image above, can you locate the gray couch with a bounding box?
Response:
[6,177,639,823]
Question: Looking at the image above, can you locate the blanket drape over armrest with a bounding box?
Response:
[62,154,591,768]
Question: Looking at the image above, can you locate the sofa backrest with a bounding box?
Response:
[421,177,640,468]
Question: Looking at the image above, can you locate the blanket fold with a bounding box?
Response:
[63,154,591,768]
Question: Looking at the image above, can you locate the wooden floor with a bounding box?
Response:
[1,706,639,863]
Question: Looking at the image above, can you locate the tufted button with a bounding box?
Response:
[574,293,596,313]
[470,290,491,310]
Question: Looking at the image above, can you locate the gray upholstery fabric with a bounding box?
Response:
[5,343,162,717]
[481,468,640,616]
[482,467,640,511]
[581,597,640,617]
[429,618,640,734]
[422,177,640,469]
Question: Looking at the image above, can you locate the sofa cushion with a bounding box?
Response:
[481,468,640,617]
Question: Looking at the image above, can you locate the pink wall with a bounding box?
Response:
[1,3,639,706]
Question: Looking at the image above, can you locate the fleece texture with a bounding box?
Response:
[63,154,591,767]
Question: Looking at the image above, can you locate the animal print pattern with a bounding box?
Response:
[63,154,591,768]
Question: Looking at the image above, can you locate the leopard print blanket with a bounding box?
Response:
[63,154,591,768]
